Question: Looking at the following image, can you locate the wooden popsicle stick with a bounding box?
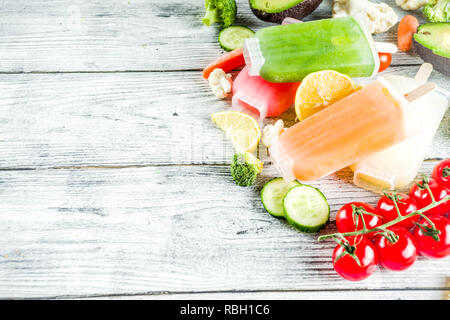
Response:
[281,17,302,25]
[404,82,436,102]
[414,63,433,83]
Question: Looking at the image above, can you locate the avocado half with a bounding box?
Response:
[249,0,323,24]
[413,23,450,77]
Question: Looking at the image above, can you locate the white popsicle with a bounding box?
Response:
[351,67,449,192]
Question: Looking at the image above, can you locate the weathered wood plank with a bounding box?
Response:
[0,0,433,73]
[0,162,449,299]
[0,0,448,301]
[81,289,449,300]
[0,66,448,169]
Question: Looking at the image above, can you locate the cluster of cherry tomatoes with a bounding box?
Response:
[331,159,450,282]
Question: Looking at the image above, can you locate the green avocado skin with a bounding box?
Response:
[249,0,323,24]
[413,23,450,77]
[414,38,450,76]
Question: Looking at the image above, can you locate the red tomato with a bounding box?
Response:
[374,227,417,271]
[378,52,392,72]
[432,159,450,191]
[332,236,378,281]
[376,193,419,229]
[336,202,383,238]
[409,178,450,216]
[413,215,450,258]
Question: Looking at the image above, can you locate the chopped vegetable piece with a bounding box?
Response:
[219,26,255,52]
[230,152,263,187]
[413,23,450,76]
[250,0,323,23]
[422,0,450,22]
[378,52,392,72]
[283,185,330,233]
[414,22,450,58]
[398,15,419,51]
[202,0,237,28]
[396,0,428,11]
[333,0,398,34]
[261,178,301,217]
[202,48,245,79]
[262,120,285,148]
[208,68,232,98]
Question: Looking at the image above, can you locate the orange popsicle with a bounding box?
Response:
[269,78,418,182]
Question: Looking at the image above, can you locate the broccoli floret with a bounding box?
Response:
[230,152,263,187]
[423,0,450,22]
[203,0,220,26]
[202,0,237,28]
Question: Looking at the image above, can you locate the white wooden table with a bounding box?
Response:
[0,0,448,300]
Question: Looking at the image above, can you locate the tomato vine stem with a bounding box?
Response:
[442,166,450,178]
[318,193,449,242]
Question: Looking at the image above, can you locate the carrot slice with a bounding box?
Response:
[202,48,245,79]
[398,15,419,52]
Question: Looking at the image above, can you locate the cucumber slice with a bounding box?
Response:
[283,185,329,233]
[261,178,301,217]
[219,26,255,52]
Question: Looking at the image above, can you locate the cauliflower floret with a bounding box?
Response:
[262,120,285,148]
[333,0,398,34]
[208,68,232,99]
[396,0,429,10]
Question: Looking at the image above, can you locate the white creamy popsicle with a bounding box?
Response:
[351,74,449,192]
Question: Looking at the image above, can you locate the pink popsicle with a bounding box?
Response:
[232,67,300,120]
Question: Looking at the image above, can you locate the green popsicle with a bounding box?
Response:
[244,17,379,83]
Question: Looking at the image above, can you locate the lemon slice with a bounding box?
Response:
[211,111,261,153]
[295,70,357,121]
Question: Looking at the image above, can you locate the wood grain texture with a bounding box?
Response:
[0,162,449,299]
[0,66,448,169]
[0,0,436,73]
[81,289,449,300]
[0,0,448,300]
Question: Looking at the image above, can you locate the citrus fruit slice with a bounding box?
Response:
[295,70,357,121]
[211,111,261,152]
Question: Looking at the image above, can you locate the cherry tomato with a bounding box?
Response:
[336,202,383,238]
[376,192,419,229]
[374,227,417,271]
[409,178,450,216]
[332,236,378,281]
[378,52,392,72]
[432,159,450,191]
[413,215,450,258]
